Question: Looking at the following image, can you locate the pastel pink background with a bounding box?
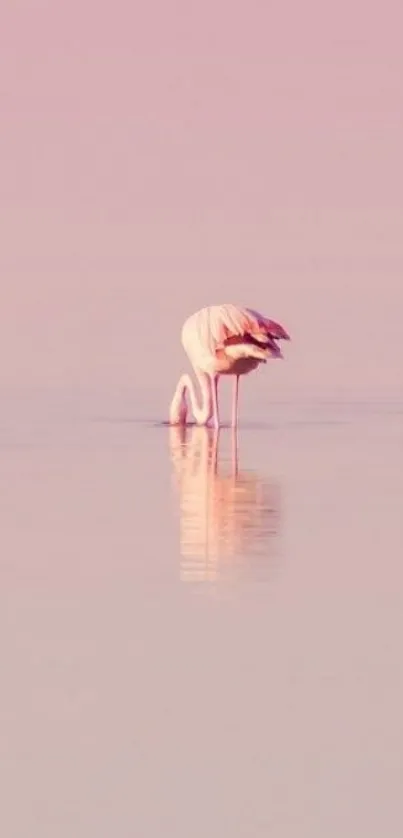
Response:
[2,7,403,834]
[1,0,402,407]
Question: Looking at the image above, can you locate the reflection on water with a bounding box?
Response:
[169,426,282,589]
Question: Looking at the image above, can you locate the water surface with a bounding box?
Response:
[1,399,403,836]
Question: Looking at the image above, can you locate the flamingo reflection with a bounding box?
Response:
[169,426,282,588]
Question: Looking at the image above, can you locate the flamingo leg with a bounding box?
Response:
[211,375,220,429]
[232,375,240,427]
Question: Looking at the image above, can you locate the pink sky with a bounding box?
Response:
[1,0,402,406]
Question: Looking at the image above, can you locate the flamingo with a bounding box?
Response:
[169,304,290,428]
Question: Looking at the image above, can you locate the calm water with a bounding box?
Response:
[1,399,403,836]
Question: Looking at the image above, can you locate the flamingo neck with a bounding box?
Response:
[169,371,212,426]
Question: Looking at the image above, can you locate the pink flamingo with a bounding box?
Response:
[169,304,290,428]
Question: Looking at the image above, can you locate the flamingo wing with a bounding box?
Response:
[215,305,289,361]
[181,304,289,372]
[215,305,290,345]
[244,308,290,341]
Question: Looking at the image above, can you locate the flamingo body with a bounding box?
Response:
[169,304,290,428]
